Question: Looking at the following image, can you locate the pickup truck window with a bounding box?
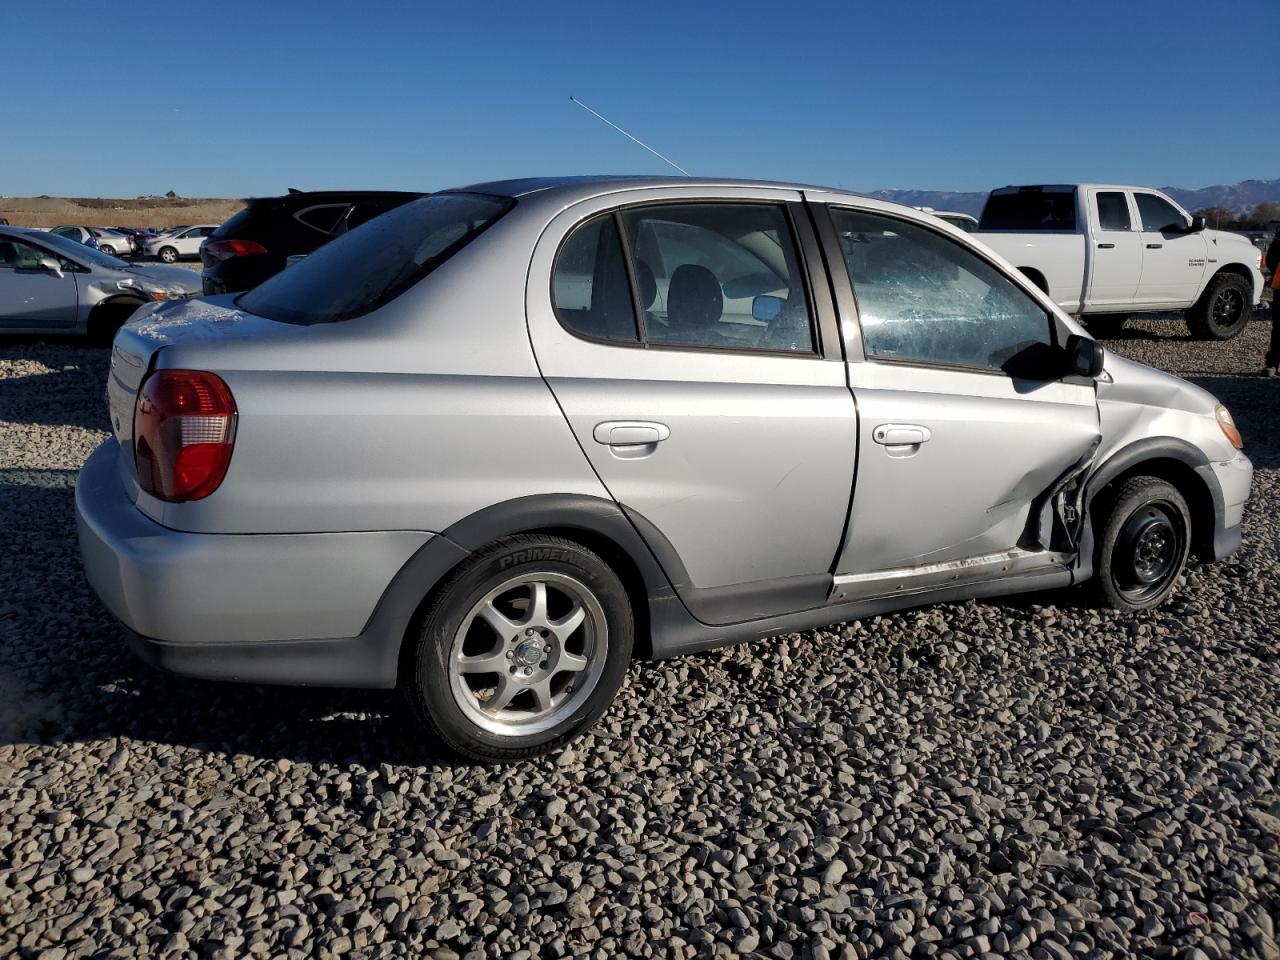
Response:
[979,188,1076,232]
[831,208,1052,375]
[1135,193,1188,233]
[1096,192,1131,231]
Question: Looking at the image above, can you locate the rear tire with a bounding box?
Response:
[402,534,633,762]
[1186,272,1252,340]
[159,246,178,264]
[1091,476,1191,612]
[98,244,116,256]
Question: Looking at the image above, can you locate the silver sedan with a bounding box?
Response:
[0,227,201,339]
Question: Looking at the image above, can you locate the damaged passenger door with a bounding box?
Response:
[814,202,1101,589]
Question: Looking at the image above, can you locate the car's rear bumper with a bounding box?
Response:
[75,440,435,687]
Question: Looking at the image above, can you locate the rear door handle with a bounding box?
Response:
[873,424,931,446]
[1146,243,1163,249]
[1097,242,1115,249]
[593,420,671,446]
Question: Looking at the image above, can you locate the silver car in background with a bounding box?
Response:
[76,177,1252,761]
[0,227,201,338]
[49,225,136,257]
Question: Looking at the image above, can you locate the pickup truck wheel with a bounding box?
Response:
[1186,272,1252,340]
[1092,476,1191,612]
[403,534,633,762]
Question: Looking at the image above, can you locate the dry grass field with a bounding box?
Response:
[0,195,243,230]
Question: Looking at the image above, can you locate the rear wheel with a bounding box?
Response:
[159,246,178,264]
[403,534,633,761]
[1091,476,1191,611]
[1186,272,1252,340]
[98,244,116,256]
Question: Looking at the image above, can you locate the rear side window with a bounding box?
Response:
[1095,192,1131,231]
[551,214,638,343]
[1135,193,1188,233]
[979,188,1077,231]
[239,193,514,325]
[551,202,816,354]
[294,203,352,235]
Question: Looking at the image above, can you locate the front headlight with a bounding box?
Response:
[1216,404,1244,450]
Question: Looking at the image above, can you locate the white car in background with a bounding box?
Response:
[145,225,218,263]
[914,207,979,232]
[49,226,136,257]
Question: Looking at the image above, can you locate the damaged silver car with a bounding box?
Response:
[75,177,1253,761]
[0,227,201,339]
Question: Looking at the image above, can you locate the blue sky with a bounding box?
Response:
[2,0,1273,197]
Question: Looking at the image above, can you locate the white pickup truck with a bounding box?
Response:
[975,184,1264,339]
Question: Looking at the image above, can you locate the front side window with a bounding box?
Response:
[831,208,1053,374]
[239,192,514,325]
[1135,193,1188,233]
[1096,192,1131,231]
[0,237,46,270]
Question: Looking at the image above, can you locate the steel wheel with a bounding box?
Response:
[448,571,607,736]
[1112,500,1185,604]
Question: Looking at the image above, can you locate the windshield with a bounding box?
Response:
[979,188,1077,232]
[239,193,514,325]
[34,231,129,268]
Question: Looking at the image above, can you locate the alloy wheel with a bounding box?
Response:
[448,572,607,736]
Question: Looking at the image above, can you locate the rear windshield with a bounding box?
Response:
[979,188,1077,232]
[238,193,514,325]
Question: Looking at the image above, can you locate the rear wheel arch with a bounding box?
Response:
[388,496,674,684]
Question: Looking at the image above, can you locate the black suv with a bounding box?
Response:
[201,189,425,295]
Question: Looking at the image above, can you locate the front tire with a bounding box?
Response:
[1186,272,1252,340]
[1091,477,1191,611]
[403,534,633,762]
[159,246,178,264]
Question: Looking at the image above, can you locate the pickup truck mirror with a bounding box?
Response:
[1065,333,1104,378]
[1189,216,1207,232]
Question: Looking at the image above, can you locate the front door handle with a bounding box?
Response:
[1146,243,1163,249]
[872,424,931,446]
[593,420,671,446]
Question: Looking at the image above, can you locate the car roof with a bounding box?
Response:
[989,183,1169,193]
[244,189,426,204]
[447,175,863,203]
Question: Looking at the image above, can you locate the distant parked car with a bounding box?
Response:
[50,226,99,250]
[0,227,201,338]
[112,227,152,252]
[201,190,425,295]
[144,225,217,263]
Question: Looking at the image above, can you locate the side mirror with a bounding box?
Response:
[752,294,783,322]
[1065,333,1104,378]
[1189,216,1207,232]
[38,257,64,279]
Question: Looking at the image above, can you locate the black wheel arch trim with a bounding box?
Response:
[1081,436,1231,563]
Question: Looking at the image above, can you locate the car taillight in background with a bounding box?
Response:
[134,370,237,502]
[203,239,268,262]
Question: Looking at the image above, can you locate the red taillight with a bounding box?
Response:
[133,370,237,502]
[204,239,268,261]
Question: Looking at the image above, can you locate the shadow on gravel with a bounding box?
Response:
[0,337,111,431]
[0,469,464,772]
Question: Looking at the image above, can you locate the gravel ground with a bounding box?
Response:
[1,310,1278,960]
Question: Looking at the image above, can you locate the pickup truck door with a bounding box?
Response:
[1085,188,1142,307]
[815,202,1100,587]
[1132,191,1208,305]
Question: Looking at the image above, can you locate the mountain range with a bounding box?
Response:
[865,178,1280,218]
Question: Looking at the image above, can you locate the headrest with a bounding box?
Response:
[667,264,722,330]
[634,260,657,310]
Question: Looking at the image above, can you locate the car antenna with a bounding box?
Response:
[568,96,690,176]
